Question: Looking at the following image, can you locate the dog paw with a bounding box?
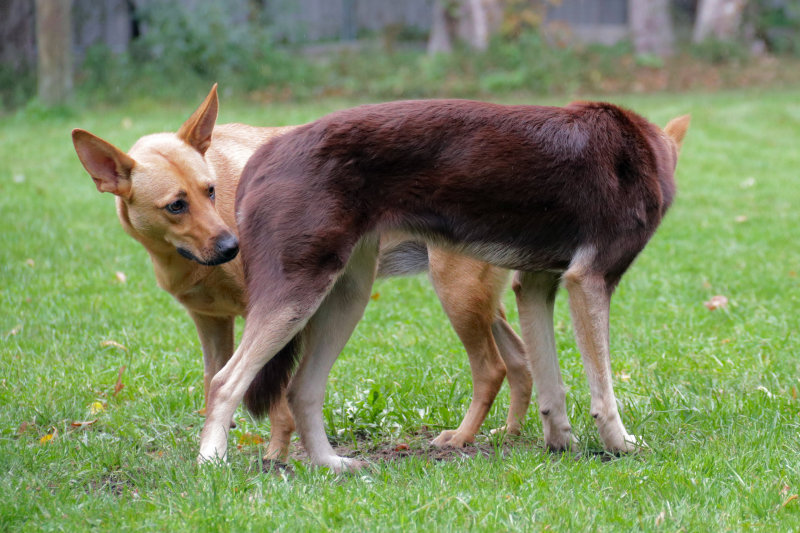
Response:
[315,456,367,473]
[431,429,473,448]
[604,432,646,455]
[489,424,521,436]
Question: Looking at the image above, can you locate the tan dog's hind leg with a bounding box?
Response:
[563,250,639,453]
[263,393,295,461]
[428,250,531,447]
[514,271,574,451]
[490,307,533,436]
[287,237,379,472]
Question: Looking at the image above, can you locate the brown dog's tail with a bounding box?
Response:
[376,240,429,278]
[243,334,302,418]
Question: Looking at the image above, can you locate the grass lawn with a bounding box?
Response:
[1,88,800,531]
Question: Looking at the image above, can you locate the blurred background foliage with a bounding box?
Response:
[1,0,800,112]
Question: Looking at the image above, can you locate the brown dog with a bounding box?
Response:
[71,86,532,459]
[198,98,690,471]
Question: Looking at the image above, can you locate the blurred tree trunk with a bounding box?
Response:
[35,0,74,105]
[628,0,675,56]
[693,0,747,43]
[428,0,502,54]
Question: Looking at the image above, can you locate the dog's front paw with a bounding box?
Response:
[544,427,577,452]
[431,429,474,448]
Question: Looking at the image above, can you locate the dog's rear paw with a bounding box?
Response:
[314,455,367,473]
[489,424,521,436]
[431,429,474,448]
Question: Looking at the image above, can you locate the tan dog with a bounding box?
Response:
[72,86,533,459]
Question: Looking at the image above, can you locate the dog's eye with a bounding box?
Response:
[166,199,187,214]
[208,185,215,201]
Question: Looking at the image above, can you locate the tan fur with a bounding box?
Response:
[72,86,532,460]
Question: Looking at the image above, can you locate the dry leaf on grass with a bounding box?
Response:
[40,428,57,444]
[370,292,380,300]
[115,271,127,283]
[71,419,98,428]
[704,295,728,310]
[237,432,265,448]
[89,401,105,415]
[113,366,126,396]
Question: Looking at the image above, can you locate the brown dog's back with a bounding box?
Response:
[238,100,676,287]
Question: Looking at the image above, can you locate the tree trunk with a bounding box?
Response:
[693,0,747,43]
[428,0,455,54]
[35,0,73,105]
[628,0,675,56]
[428,0,502,55]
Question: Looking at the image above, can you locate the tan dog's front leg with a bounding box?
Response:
[562,264,639,453]
[189,312,235,417]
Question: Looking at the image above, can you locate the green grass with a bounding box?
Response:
[2,88,800,531]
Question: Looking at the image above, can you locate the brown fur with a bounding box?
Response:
[72,87,534,459]
[197,98,689,470]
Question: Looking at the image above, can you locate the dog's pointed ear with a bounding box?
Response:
[177,83,218,156]
[664,114,691,152]
[72,129,135,197]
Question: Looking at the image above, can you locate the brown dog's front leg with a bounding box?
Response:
[563,262,639,454]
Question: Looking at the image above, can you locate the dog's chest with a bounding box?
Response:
[174,282,245,317]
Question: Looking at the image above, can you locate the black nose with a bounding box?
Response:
[214,233,239,263]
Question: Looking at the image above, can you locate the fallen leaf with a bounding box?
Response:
[113,366,125,396]
[617,371,631,382]
[115,271,127,283]
[237,432,264,447]
[394,443,409,451]
[90,401,105,415]
[40,428,57,444]
[782,494,798,508]
[18,421,31,434]
[781,484,791,496]
[70,419,98,428]
[370,292,380,300]
[792,387,797,400]
[790,271,797,278]
[5,324,22,337]
[734,215,748,223]
[704,295,728,311]
[721,338,731,344]
[655,510,666,526]
[25,258,34,268]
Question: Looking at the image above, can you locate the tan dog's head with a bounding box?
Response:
[72,85,239,266]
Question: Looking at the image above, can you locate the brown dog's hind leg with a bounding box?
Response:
[198,301,321,463]
[287,236,379,471]
[428,250,519,448]
[563,249,639,453]
[514,271,575,451]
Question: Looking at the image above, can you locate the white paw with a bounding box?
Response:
[314,455,367,473]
